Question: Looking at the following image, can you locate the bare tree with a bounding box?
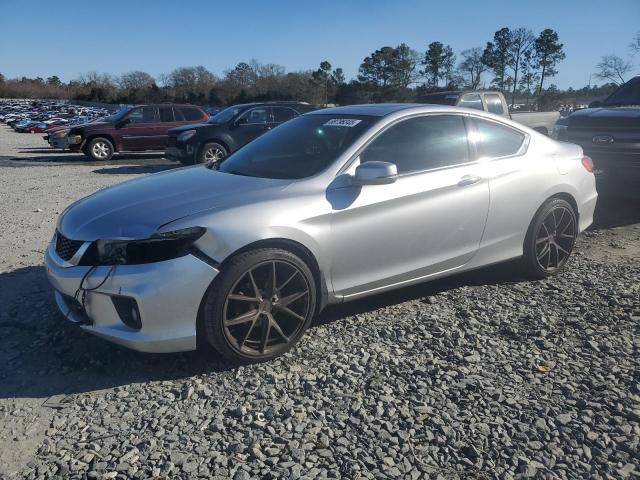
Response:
[631,31,640,54]
[595,55,633,85]
[507,28,535,106]
[458,47,486,89]
[118,71,155,91]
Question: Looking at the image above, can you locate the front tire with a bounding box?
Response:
[198,142,227,165]
[202,248,317,363]
[86,137,114,161]
[522,198,577,279]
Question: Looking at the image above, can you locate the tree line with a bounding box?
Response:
[0,28,637,109]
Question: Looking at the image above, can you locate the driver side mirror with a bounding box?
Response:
[354,161,398,185]
[235,117,248,126]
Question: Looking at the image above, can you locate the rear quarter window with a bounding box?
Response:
[473,118,525,158]
[180,107,204,121]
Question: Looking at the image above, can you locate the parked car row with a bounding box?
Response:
[37,101,318,162]
[0,100,111,136]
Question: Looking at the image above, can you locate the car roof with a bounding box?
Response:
[308,104,425,117]
[307,103,463,117]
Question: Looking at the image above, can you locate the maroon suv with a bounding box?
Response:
[66,104,208,161]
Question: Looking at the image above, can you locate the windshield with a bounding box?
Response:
[207,105,247,124]
[103,107,131,122]
[603,78,640,106]
[218,114,375,179]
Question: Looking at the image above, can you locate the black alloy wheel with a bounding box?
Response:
[203,248,317,363]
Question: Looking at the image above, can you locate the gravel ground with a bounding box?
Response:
[0,125,638,480]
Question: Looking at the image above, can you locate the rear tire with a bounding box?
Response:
[198,142,227,165]
[522,198,577,279]
[202,248,317,363]
[86,137,114,161]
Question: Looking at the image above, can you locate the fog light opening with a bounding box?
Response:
[111,296,142,330]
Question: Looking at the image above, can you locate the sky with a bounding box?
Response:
[1,0,638,89]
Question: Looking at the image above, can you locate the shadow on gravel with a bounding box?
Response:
[316,261,521,327]
[591,189,640,230]
[0,261,522,400]
[93,164,181,175]
[10,151,167,166]
[0,266,235,400]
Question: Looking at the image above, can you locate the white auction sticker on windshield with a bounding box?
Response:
[323,118,362,127]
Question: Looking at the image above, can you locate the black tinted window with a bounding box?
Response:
[361,115,469,174]
[459,94,483,111]
[238,107,269,124]
[272,107,296,123]
[128,106,157,123]
[173,108,185,121]
[181,107,202,121]
[473,118,525,158]
[159,106,174,122]
[484,94,505,115]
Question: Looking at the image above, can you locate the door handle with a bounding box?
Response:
[458,175,482,187]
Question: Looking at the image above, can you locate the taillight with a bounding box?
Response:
[581,156,594,172]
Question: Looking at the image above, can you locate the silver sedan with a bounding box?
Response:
[45,104,597,362]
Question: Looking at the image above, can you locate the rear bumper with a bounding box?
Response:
[583,149,640,183]
[44,240,219,353]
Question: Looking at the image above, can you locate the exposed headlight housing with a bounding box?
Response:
[69,134,83,144]
[94,227,206,265]
[177,129,197,142]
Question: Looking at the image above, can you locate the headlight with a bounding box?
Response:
[69,134,82,144]
[177,129,197,142]
[551,124,568,141]
[95,227,206,265]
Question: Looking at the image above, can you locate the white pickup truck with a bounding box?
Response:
[419,90,560,136]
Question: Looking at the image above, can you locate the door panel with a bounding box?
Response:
[120,106,165,150]
[328,165,489,297]
[232,107,271,148]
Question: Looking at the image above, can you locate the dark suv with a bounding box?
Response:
[165,102,318,164]
[63,104,208,161]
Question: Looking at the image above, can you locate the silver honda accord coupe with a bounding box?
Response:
[45,104,597,362]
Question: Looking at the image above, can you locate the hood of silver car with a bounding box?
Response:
[58,166,289,240]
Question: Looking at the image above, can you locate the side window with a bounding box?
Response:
[128,106,157,124]
[173,107,186,121]
[238,107,269,124]
[182,107,203,121]
[361,115,470,174]
[458,94,484,111]
[272,107,296,124]
[484,94,505,115]
[159,106,174,122]
[473,118,525,158]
